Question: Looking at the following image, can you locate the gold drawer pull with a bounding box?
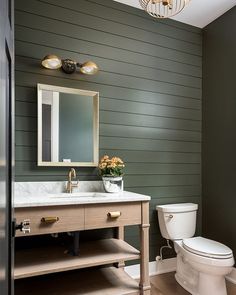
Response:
[107,211,121,218]
[41,217,59,223]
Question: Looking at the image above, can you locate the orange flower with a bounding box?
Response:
[100,162,108,169]
[99,155,125,176]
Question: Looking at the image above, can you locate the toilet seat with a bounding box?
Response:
[183,237,233,259]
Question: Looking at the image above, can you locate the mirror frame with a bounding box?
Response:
[37,84,99,167]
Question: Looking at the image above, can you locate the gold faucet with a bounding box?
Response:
[66,168,78,193]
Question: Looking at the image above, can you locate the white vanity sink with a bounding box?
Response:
[50,192,109,198]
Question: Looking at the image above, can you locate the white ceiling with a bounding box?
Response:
[113,0,236,28]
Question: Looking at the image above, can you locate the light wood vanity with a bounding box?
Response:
[14,191,151,295]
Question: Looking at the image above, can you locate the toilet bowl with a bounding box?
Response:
[156,203,234,295]
[174,238,234,295]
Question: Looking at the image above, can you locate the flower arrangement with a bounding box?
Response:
[99,155,125,177]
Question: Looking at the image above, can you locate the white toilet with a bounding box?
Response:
[156,203,234,295]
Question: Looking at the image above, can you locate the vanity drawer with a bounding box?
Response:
[15,205,85,236]
[84,202,141,230]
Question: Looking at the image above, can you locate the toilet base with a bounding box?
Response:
[175,273,198,295]
[198,272,227,295]
[175,249,198,294]
[175,272,227,295]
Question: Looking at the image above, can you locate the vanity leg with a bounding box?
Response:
[139,202,151,295]
[115,226,125,268]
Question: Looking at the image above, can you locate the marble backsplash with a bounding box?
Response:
[15,181,104,197]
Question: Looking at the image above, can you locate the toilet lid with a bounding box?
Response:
[183,237,233,259]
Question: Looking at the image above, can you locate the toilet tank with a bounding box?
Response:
[156,203,198,240]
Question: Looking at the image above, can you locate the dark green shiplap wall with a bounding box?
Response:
[15,0,202,261]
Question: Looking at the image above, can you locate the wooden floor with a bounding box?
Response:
[150,272,236,295]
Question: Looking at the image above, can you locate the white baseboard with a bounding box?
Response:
[226,267,236,284]
[124,257,177,280]
[125,258,236,286]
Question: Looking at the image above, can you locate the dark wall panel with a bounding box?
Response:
[15,0,202,261]
[203,7,236,257]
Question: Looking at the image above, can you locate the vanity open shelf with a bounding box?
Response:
[15,267,140,295]
[14,238,140,279]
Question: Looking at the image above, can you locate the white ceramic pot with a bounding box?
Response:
[102,176,123,193]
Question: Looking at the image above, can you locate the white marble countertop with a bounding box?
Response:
[14,181,150,208]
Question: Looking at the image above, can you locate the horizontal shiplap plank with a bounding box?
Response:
[15,162,200,186]
[99,149,201,164]
[125,172,200,185]
[15,56,201,99]
[15,40,202,89]
[37,0,202,44]
[15,146,201,164]
[15,72,201,107]
[15,101,36,117]
[15,116,37,132]
[15,11,202,67]
[16,123,201,146]
[15,146,36,161]
[15,132,37,147]
[100,137,200,153]
[15,27,202,78]
[125,163,200,175]
[15,96,201,121]
[15,101,201,132]
[15,86,37,103]
[15,161,200,176]
[126,186,201,198]
[11,178,194,193]
[15,134,201,153]
[100,124,201,142]
[15,175,100,182]
[15,83,201,110]
[15,0,202,56]
[100,111,201,131]
[100,97,201,120]
[15,161,97,176]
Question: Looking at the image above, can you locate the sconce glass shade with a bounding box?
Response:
[41,55,62,69]
[80,61,99,75]
[139,0,191,19]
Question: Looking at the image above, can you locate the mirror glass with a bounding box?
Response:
[37,84,99,167]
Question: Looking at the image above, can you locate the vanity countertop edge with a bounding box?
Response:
[14,190,151,208]
[14,181,150,208]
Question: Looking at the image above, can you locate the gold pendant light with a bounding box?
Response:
[139,0,190,19]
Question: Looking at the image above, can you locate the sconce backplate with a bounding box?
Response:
[62,59,77,74]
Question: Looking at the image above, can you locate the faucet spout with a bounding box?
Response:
[70,168,76,179]
[66,168,78,193]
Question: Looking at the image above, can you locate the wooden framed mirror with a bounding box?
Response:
[37,84,99,167]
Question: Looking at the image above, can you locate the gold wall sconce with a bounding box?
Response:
[41,54,99,75]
